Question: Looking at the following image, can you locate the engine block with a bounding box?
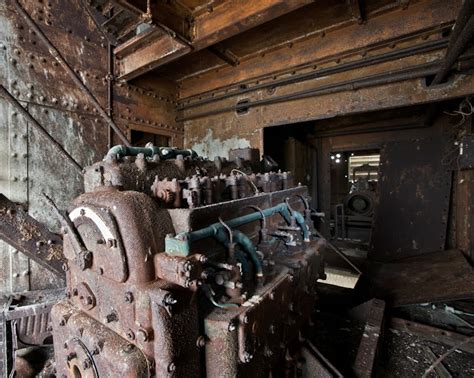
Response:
[51,146,325,377]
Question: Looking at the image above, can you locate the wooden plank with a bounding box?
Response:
[389,317,474,355]
[178,0,459,99]
[367,250,474,307]
[115,0,312,80]
[351,299,386,378]
[115,28,192,80]
[191,0,313,49]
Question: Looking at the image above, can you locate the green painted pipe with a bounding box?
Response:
[179,202,292,244]
[166,202,310,259]
[232,230,263,278]
[105,145,197,160]
[293,211,310,241]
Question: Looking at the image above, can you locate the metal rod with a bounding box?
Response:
[0,85,83,174]
[431,15,474,85]
[313,229,362,275]
[13,0,131,147]
[178,37,449,110]
[107,6,115,150]
[177,61,441,122]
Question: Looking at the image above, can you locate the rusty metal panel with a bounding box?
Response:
[369,137,452,261]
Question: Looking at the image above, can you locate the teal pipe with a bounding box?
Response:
[106,145,197,160]
[212,228,262,279]
[293,211,310,242]
[165,202,310,256]
[232,230,263,278]
[181,203,292,244]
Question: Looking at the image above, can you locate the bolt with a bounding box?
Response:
[124,291,133,303]
[269,324,276,334]
[243,316,249,324]
[228,321,236,332]
[126,329,135,340]
[163,294,177,306]
[82,359,91,370]
[242,352,253,363]
[137,328,148,342]
[167,362,176,372]
[196,336,206,348]
[123,343,135,353]
[105,311,118,323]
[183,261,192,271]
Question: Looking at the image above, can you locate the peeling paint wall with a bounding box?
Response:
[189,129,251,159]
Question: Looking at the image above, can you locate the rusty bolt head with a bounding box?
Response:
[228,321,236,332]
[123,344,135,353]
[167,363,176,372]
[105,311,118,323]
[163,294,177,306]
[124,291,133,303]
[196,336,206,348]
[137,328,149,343]
[106,238,116,248]
[62,263,69,271]
[243,316,249,324]
[126,329,135,340]
[82,359,91,370]
[242,352,253,363]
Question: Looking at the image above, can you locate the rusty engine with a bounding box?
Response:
[49,144,325,377]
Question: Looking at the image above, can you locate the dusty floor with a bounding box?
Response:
[308,302,474,377]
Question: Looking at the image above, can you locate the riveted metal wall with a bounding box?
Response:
[0,0,182,293]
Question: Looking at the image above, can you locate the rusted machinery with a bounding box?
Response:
[50,145,325,377]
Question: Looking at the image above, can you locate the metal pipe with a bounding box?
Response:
[178,38,449,111]
[431,15,474,85]
[180,203,292,245]
[13,0,131,147]
[313,229,362,275]
[442,0,474,59]
[177,61,442,122]
[107,6,115,150]
[106,145,197,159]
[0,85,83,174]
[232,230,263,278]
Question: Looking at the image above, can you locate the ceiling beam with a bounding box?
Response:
[114,0,313,80]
